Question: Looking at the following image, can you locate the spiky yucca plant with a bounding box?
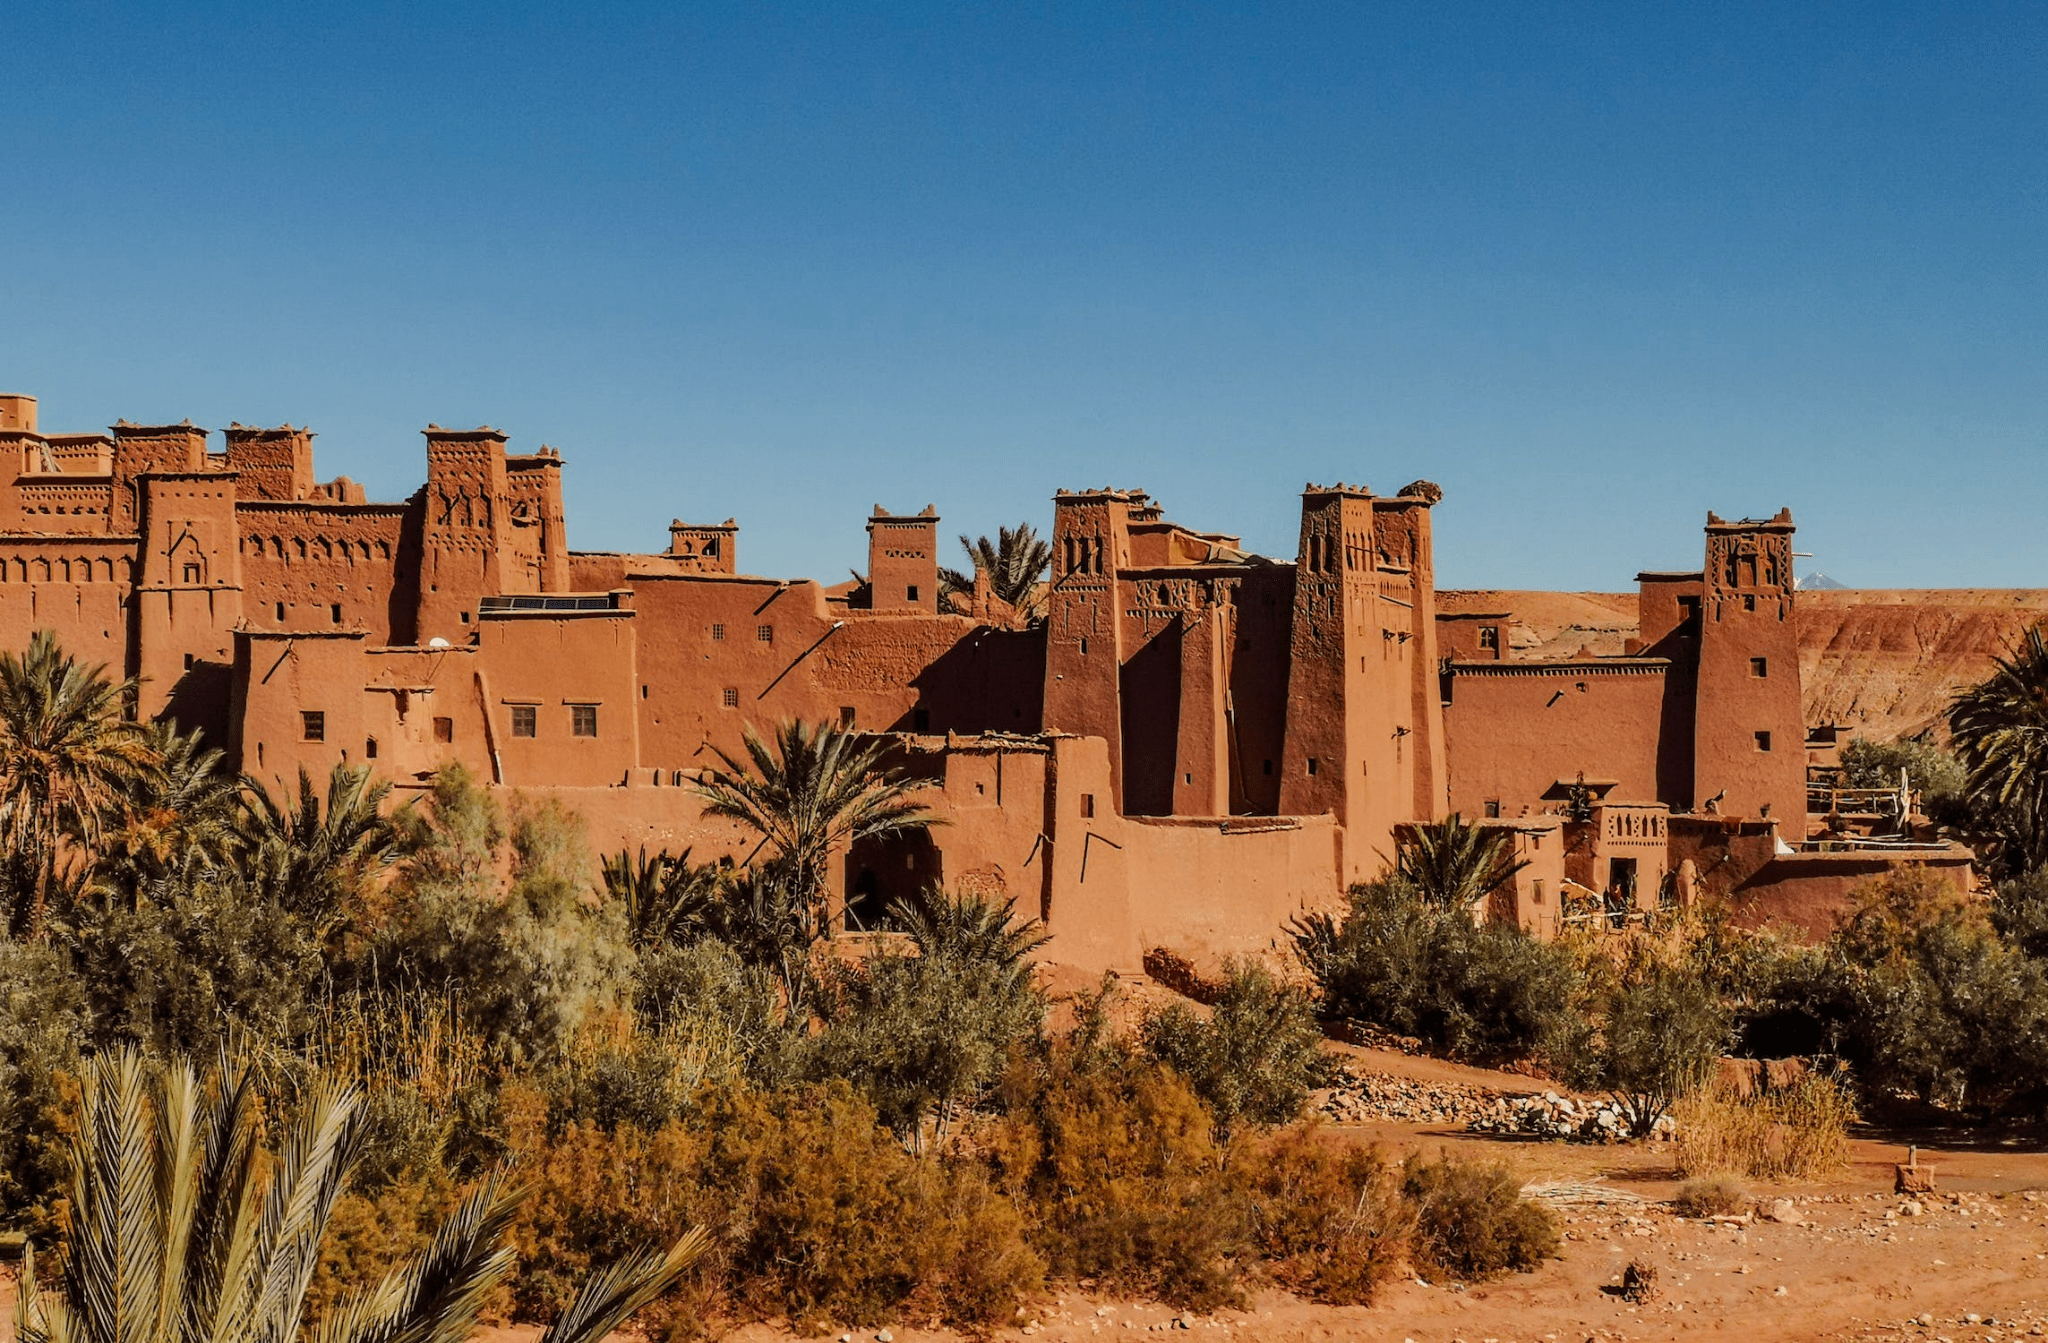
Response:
[12,1049,705,1343]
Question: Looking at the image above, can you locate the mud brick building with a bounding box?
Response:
[0,391,1967,966]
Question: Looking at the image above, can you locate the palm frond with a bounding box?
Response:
[536,1229,711,1343]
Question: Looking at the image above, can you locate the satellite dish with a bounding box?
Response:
[428,636,451,648]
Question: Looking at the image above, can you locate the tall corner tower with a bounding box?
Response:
[1043,489,1135,794]
[1693,508,1806,825]
[416,426,512,643]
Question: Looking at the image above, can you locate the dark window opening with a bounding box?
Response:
[1484,798,1501,818]
[711,623,726,641]
[511,705,536,738]
[301,711,325,742]
[840,706,856,727]
[183,653,194,670]
[1307,757,1320,777]
[721,687,738,708]
[275,602,286,621]
[182,563,201,584]
[906,585,919,602]
[1080,793,1095,818]
[433,716,454,743]
[460,611,471,624]
[571,705,598,738]
[1079,637,1089,655]
[1751,656,1768,678]
[364,737,378,759]
[756,624,773,643]
[641,685,649,699]
[1477,625,1499,650]
[331,603,343,624]
[1755,730,1772,752]
[1743,594,1757,612]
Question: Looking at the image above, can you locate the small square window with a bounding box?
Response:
[1751,657,1768,678]
[1743,594,1757,612]
[511,705,536,738]
[840,706,857,727]
[571,705,598,737]
[1484,798,1501,818]
[460,611,471,624]
[1307,757,1320,777]
[301,711,324,742]
[182,563,201,584]
[364,737,378,759]
[1478,625,1499,650]
[756,624,772,643]
[1755,730,1772,752]
[711,623,726,641]
[1080,793,1095,818]
[721,687,739,708]
[183,653,194,670]
[331,603,343,624]
[1533,880,1546,905]
[907,585,919,602]
[433,716,454,743]
[1183,772,1193,785]
[275,601,286,621]
[1079,637,1089,655]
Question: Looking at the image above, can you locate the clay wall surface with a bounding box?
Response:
[222,426,313,502]
[4,475,117,534]
[626,573,1041,777]
[478,606,640,787]
[1443,661,1669,816]
[1044,492,1132,792]
[235,503,415,643]
[1123,814,1342,963]
[1721,847,1975,941]
[0,541,133,666]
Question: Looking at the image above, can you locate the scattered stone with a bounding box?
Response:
[1620,1261,1658,1303]
[1763,1198,1800,1224]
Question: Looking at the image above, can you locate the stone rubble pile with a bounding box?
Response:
[1464,1090,1678,1142]
[1313,1071,1502,1125]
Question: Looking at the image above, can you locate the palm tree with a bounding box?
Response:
[938,523,1053,621]
[238,762,399,929]
[14,1049,703,1343]
[101,722,247,883]
[1949,623,2048,875]
[1395,814,1529,911]
[889,886,1050,980]
[0,630,159,938]
[601,844,727,950]
[692,719,936,920]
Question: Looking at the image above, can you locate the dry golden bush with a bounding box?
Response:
[1674,1074,1857,1181]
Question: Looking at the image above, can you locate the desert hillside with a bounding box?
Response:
[1439,588,2048,742]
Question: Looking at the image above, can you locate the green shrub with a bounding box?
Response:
[1584,950,1729,1136]
[1142,960,1327,1132]
[1236,1124,1411,1304]
[372,778,635,1063]
[0,937,82,1233]
[1672,1175,1747,1218]
[814,891,1047,1138]
[1840,735,1967,806]
[1400,1152,1559,1281]
[1293,878,1586,1066]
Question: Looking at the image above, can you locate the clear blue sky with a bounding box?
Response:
[3,2,2042,590]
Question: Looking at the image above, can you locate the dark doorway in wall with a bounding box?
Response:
[844,828,943,932]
